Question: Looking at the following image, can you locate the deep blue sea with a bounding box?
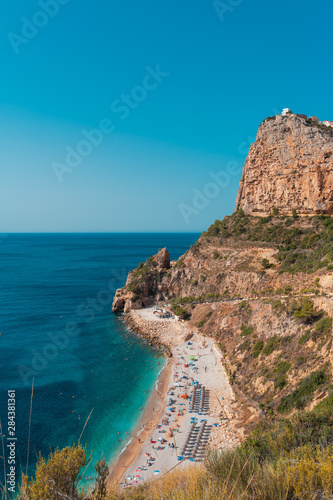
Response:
[0,233,199,493]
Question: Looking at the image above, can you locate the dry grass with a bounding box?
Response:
[109,452,290,500]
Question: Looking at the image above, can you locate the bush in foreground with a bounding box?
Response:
[17,391,333,499]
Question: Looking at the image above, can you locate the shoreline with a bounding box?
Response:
[108,307,244,490]
[125,310,173,357]
[108,355,174,486]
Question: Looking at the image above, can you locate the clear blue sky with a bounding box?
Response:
[1,0,333,232]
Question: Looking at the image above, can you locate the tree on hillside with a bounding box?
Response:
[261,258,273,269]
[294,298,320,324]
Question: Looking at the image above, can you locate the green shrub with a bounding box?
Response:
[170,304,191,320]
[263,335,280,355]
[294,298,320,323]
[315,316,332,335]
[262,258,273,269]
[275,374,287,390]
[240,324,254,336]
[238,300,248,310]
[276,361,291,374]
[277,369,328,413]
[292,208,298,220]
[299,329,311,345]
[239,340,251,353]
[174,255,186,268]
[253,340,264,358]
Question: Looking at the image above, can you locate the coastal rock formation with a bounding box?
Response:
[235,115,333,216]
[157,247,170,270]
[113,112,333,417]
[112,248,170,313]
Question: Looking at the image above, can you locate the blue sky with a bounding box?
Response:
[1,0,333,232]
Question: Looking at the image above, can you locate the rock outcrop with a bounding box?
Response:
[112,248,170,313]
[157,247,170,270]
[236,115,333,216]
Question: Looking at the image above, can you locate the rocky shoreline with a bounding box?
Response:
[124,310,173,357]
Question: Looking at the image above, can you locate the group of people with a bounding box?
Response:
[123,339,213,488]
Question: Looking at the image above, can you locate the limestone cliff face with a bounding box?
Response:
[236,115,333,216]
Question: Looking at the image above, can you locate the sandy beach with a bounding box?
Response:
[108,355,174,485]
[108,308,243,490]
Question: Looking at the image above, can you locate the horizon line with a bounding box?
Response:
[0,231,203,234]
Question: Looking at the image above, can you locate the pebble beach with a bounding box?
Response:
[109,308,243,489]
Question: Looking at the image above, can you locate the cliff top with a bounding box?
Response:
[236,114,333,216]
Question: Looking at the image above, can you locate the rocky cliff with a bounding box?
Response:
[113,113,333,417]
[235,114,333,216]
[112,247,170,313]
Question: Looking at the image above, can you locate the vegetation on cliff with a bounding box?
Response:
[112,248,170,311]
[188,292,333,421]
[204,210,333,273]
[125,259,164,299]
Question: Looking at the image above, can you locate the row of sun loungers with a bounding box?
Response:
[189,384,210,415]
[177,419,212,462]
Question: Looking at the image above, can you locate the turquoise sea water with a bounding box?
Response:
[0,233,199,493]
